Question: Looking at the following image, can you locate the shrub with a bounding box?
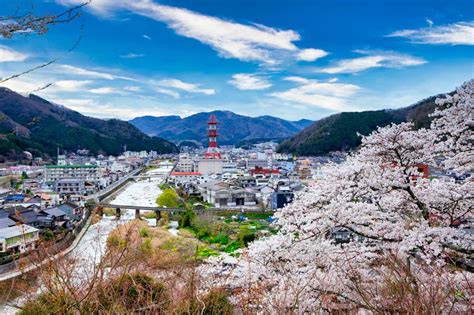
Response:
[19,292,77,315]
[174,289,233,315]
[142,211,156,219]
[201,289,234,315]
[98,273,169,313]
[179,210,195,228]
[139,227,151,238]
[102,207,116,217]
[224,241,242,253]
[238,232,256,246]
[107,234,126,249]
[156,189,181,208]
[211,234,229,245]
[41,230,54,241]
[140,237,153,255]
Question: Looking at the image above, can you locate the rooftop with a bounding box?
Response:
[45,165,98,169]
[0,224,39,239]
[171,172,202,176]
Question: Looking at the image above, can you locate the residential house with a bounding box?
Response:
[6,206,41,228]
[56,202,83,221]
[0,209,16,229]
[198,181,257,208]
[0,224,40,253]
[0,217,16,229]
[40,208,72,230]
[238,176,256,188]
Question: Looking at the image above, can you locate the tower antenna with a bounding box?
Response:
[204,114,222,159]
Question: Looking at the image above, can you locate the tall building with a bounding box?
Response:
[198,114,223,174]
[204,114,222,159]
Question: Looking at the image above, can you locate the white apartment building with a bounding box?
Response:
[176,154,194,172]
[44,165,100,187]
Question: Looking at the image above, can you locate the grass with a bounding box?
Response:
[197,246,219,258]
[178,211,276,253]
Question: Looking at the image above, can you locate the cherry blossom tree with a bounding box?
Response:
[202,80,473,313]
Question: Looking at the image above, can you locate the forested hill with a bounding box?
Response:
[0,88,178,162]
[130,110,313,145]
[277,93,441,156]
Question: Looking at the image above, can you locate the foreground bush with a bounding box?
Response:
[96,273,169,313]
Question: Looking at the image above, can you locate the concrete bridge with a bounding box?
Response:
[96,203,185,221]
[131,174,167,182]
[95,202,270,221]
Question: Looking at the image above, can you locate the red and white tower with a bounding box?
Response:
[204,114,222,159]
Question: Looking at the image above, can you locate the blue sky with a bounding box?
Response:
[0,0,472,120]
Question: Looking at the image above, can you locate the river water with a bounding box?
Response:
[68,165,172,280]
[0,164,173,314]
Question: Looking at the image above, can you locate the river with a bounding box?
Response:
[68,165,172,281]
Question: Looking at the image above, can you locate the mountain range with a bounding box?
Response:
[277,93,441,156]
[0,86,448,162]
[129,111,313,146]
[0,88,177,162]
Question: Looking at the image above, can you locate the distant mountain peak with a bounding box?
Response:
[130,110,313,145]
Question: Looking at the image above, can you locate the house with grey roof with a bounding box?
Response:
[0,224,40,253]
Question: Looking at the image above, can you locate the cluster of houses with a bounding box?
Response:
[0,150,169,259]
[0,150,163,199]
[168,143,319,210]
[0,192,84,256]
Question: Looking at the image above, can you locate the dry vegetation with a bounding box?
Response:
[6,219,232,314]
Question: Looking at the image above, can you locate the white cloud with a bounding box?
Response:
[319,50,426,74]
[270,76,361,111]
[155,87,180,99]
[120,53,145,59]
[57,64,136,81]
[142,34,152,40]
[53,80,92,91]
[388,21,474,45]
[284,76,310,84]
[154,78,215,95]
[0,78,42,93]
[53,98,169,119]
[426,18,434,27]
[124,86,141,92]
[228,73,272,90]
[0,45,27,62]
[89,87,124,94]
[296,48,328,62]
[57,0,326,66]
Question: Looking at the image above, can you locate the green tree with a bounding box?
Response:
[156,189,181,208]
